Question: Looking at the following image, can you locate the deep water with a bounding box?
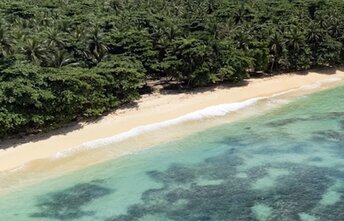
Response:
[1,85,344,221]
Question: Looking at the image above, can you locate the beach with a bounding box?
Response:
[3,1,344,219]
[2,69,344,220]
[1,69,344,175]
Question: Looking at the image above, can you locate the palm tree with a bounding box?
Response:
[21,39,47,64]
[234,28,251,50]
[84,27,109,64]
[307,22,324,64]
[110,0,124,13]
[12,28,26,43]
[37,11,53,26]
[285,27,305,52]
[328,16,341,38]
[218,18,237,39]
[46,49,75,68]
[285,27,311,70]
[268,31,284,72]
[0,28,16,58]
[233,6,252,24]
[164,25,180,41]
[317,14,329,30]
[44,28,65,48]
[59,0,70,5]
[69,26,86,42]
[307,23,324,44]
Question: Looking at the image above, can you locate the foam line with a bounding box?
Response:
[76,97,262,150]
[53,77,343,158]
[53,97,261,159]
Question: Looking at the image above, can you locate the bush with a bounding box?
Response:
[0,63,144,138]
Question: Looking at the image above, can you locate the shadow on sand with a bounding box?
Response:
[1,66,341,150]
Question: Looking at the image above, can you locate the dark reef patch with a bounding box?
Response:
[147,164,197,185]
[340,119,344,130]
[31,182,112,220]
[308,156,323,162]
[266,112,344,129]
[217,136,251,147]
[261,164,333,220]
[312,130,344,144]
[252,143,306,155]
[217,132,268,149]
[107,147,342,221]
[266,117,307,127]
[312,112,344,121]
[313,197,344,220]
[312,130,344,157]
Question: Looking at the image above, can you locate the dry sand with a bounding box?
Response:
[1,69,344,174]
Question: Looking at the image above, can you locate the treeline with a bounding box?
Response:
[0,0,344,138]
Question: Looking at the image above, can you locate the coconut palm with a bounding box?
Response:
[307,23,324,45]
[84,27,109,64]
[328,16,341,38]
[46,49,76,68]
[21,39,47,64]
[285,27,311,70]
[44,28,65,48]
[317,14,329,30]
[233,6,253,24]
[285,27,305,52]
[75,26,86,40]
[268,31,284,72]
[307,22,324,64]
[0,28,16,57]
[234,28,251,50]
[110,0,124,12]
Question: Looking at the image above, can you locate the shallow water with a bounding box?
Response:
[1,85,344,221]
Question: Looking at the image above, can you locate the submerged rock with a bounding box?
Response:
[31,182,112,220]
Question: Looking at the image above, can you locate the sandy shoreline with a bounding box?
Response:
[1,69,344,173]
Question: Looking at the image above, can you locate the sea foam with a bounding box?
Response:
[53,77,343,158]
[79,98,261,148]
[52,97,263,159]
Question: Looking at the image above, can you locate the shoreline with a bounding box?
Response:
[1,69,344,174]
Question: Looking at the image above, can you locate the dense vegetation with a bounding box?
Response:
[0,0,344,138]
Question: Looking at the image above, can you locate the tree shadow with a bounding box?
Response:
[0,122,83,150]
[0,101,140,150]
[294,66,338,75]
[1,66,342,150]
[159,80,250,96]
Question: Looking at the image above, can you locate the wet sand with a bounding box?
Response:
[1,69,344,175]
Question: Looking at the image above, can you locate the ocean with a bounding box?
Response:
[1,84,344,221]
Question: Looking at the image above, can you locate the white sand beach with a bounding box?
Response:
[1,69,344,177]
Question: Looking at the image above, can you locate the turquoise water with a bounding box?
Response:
[1,85,344,221]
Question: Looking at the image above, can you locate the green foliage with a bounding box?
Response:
[1,0,344,137]
[0,63,144,137]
